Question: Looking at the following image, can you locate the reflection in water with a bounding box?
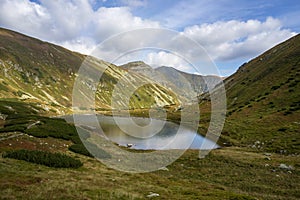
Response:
[67,115,218,150]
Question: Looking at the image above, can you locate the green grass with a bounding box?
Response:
[0,147,299,199]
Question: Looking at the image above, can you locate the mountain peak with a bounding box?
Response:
[120,61,152,70]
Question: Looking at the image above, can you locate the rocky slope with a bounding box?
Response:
[120,61,222,103]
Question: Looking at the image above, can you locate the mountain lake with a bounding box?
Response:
[65,114,218,150]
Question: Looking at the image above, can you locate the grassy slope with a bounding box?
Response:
[0,145,299,200]
[0,28,83,113]
[219,34,300,154]
[0,28,179,113]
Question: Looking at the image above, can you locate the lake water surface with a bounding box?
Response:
[66,115,218,150]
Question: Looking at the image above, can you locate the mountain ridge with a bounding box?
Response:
[0,27,179,115]
[120,61,223,102]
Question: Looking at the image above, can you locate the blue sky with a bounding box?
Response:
[1,0,299,76]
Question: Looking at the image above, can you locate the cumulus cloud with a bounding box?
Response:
[145,51,190,71]
[183,17,296,61]
[0,0,297,75]
[93,7,160,40]
[0,0,51,39]
[0,0,159,54]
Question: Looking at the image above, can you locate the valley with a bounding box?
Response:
[0,28,299,199]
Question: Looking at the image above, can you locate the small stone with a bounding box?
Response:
[147,192,159,198]
[288,171,292,174]
[264,157,271,161]
[158,167,169,171]
[265,164,269,167]
[279,163,294,170]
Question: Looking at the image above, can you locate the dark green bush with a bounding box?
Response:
[271,85,280,90]
[69,142,111,159]
[69,144,92,157]
[25,118,77,140]
[283,111,292,115]
[278,128,287,132]
[0,124,27,133]
[2,149,83,168]
[86,142,111,159]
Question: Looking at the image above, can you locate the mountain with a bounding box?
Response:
[218,34,300,153]
[120,61,222,103]
[0,28,179,115]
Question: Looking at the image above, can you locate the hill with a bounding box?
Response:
[0,28,179,115]
[218,34,300,153]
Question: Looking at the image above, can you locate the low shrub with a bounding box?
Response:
[278,128,287,132]
[69,144,92,157]
[0,124,27,133]
[25,118,77,140]
[271,85,280,90]
[69,142,111,159]
[2,149,83,168]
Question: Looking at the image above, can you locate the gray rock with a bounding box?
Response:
[158,167,169,171]
[147,192,159,198]
[278,163,294,170]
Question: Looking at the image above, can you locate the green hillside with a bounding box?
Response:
[0,28,179,115]
[220,34,300,153]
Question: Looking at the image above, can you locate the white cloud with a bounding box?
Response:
[145,51,190,71]
[60,37,96,55]
[93,7,160,41]
[0,0,159,52]
[0,0,297,76]
[0,0,94,41]
[0,0,51,39]
[182,17,296,61]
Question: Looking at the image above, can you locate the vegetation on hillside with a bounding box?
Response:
[2,149,83,168]
[0,28,179,114]
[197,34,300,154]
